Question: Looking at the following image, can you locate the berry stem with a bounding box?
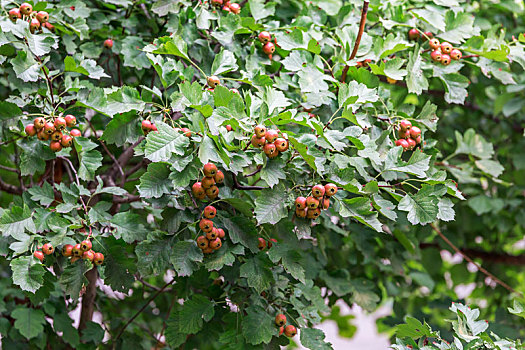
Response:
[340,1,369,83]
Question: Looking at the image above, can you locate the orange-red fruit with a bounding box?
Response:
[415,135,421,144]
[229,3,241,13]
[225,124,233,131]
[36,11,49,23]
[83,250,95,261]
[192,182,205,197]
[306,196,319,209]
[202,176,216,189]
[429,38,440,50]
[441,42,453,54]
[44,122,55,135]
[324,183,337,197]
[34,251,44,262]
[251,135,266,147]
[258,237,267,250]
[181,127,192,137]
[407,138,417,150]
[211,0,223,6]
[206,228,219,240]
[395,139,409,150]
[61,135,73,147]
[197,235,209,249]
[43,22,55,32]
[265,129,279,143]
[408,28,419,41]
[307,208,321,219]
[295,196,307,210]
[279,326,284,336]
[104,39,113,49]
[295,208,307,218]
[312,184,325,198]
[214,170,224,184]
[54,117,66,131]
[450,49,462,60]
[94,252,104,265]
[20,3,33,15]
[70,129,82,137]
[263,42,275,55]
[37,130,49,141]
[204,206,217,219]
[409,126,421,139]
[254,125,266,138]
[441,54,451,66]
[258,31,272,44]
[203,163,218,177]
[274,138,289,152]
[64,115,76,127]
[207,75,220,88]
[72,244,83,257]
[322,197,330,210]
[62,244,74,257]
[81,240,92,251]
[51,131,63,142]
[206,185,219,199]
[25,124,37,136]
[268,238,277,249]
[430,50,442,62]
[141,120,152,132]
[209,238,222,250]
[275,314,287,327]
[222,6,231,12]
[9,8,21,21]
[399,120,412,131]
[34,117,46,130]
[423,31,433,40]
[199,219,214,233]
[217,228,225,238]
[263,143,278,158]
[50,141,62,152]
[30,18,40,33]
[42,243,54,255]
[284,325,297,337]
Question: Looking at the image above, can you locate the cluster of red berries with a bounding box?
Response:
[25,115,81,152]
[192,163,224,200]
[196,206,226,254]
[295,183,338,220]
[250,125,289,159]
[356,59,372,68]
[8,3,54,33]
[258,237,277,250]
[394,120,421,151]
[210,0,241,14]
[258,31,276,58]
[408,28,433,42]
[206,75,239,94]
[275,314,297,338]
[428,39,462,66]
[33,240,104,266]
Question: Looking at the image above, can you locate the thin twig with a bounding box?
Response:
[430,223,522,297]
[232,173,266,191]
[0,164,20,173]
[341,1,369,83]
[245,165,262,177]
[87,120,125,185]
[60,156,89,214]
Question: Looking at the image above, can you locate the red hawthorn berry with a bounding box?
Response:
[307,208,321,219]
[306,196,319,209]
[70,129,82,137]
[211,0,223,6]
[202,247,214,254]
[399,120,412,130]
[34,250,44,262]
[44,22,55,32]
[295,197,307,210]
[268,238,277,248]
[254,125,266,138]
[409,126,421,139]
[225,125,233,132]
[197,235,209,249]
[251,135,266,147]
[61,135,73,147]
[322,197,330,210]
[324,183,338,196]
[274,138,289,152]
[312,184,325,198]
[104,39,113,49]
[43,122,55,135]
[37,130,50,141]
[284,325,297,337]
[279,326,284,336]
[206,227,219,240]
[30,18,41,33]
[415,135,421,144]
[70,6,76,11]
[53,117,66,131]
[440,42,453,54]
[229,3,241,14]
[423,31,433,40]
[209,238,222,250]
[50,141,62,152]
[258,237,267,250]
[207,75,220,88]
[202,176,216,189]
[180,127,192,137]
[263,42,275,55]
[20,3,33,15]
[83,250,95,261]
[203,206,217,219]
[203,163,218,177]
[263,143,278,158]
[62,244,74,257]
[430,50,442,62]
[398,128,409,139]
[441,54,451,66]
[81,240,92,251]
[51,131,63,142]
[408,28,420,41]
[9,8,21,21]
[199,219,214,233]
[64,115,76,127]
[34,117,46,130]
[25,124,37,137]
[258,31,272,44]
[222,5,231,12]
[94,252,104,265]
[429,38,440,50]
[206,185,219,199]
[72,243,83,257]
[295,208,307,218]
[275,314,287,327]
[265,129,279,143]
[450,49,462,60]
[395,139,409,150]
[192,182,205,197]
[36,11,49,24]
[214,170,224,184]
[217,228,225,238]
[141,120,153,133]
[407,138,417,150]
[42,243,54,255]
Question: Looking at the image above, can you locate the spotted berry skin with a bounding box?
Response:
[42,243,54,255]
[274,138,289,152]
[20,3,33,15]
[197,236,209,249]
[81,240,92,251]
[395,139,409,150]
[263,42,275,55]
[203,163,218,177]
[207,75,220,88]
[295,197,307,210]
[265,129,279,143]
[324,183,337,197]
[275,314,287,327]
[258,31,271,44]
[199,219,214,233]
[430,50,442,62]
[450,49,462,60]
[214,170,225,184]
[441,54,451,66]
[94,253,104,265]
[203,206,217,219]
[306,196,319,209]
[429,38,440,50]
[312,184,325,198]
[258,237,267,250]
[9,8,21,22]
[284,325,297,337]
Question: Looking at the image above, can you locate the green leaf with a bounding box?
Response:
[436,73,469,105]
[179,295,215,334]
[74,137,103,181]
[53,313,80,347]
[144,121,189,162]
[440,11,480,44]
[454,128,494,159]
[136,236,171,276]
[18,138,56,176]
[211,49,239,75]
[340,197,383,232]
[138,163,172,198]
[0,205,36,238]
[254,185,288,225]
[28,182,55,206]
[398,186,441,225]
[242,306,274,345]
[267,242,306,283]
[10,256,45,293]
[300,328,333,350]
[240,254,275,293]
[59,261,90,300]
[260,160,286,188]
[222,217,259,253]
[81,321,105,344]
[205,244,243,271]
[110,211,148,243]
[170,240,203,277]
[121,36,151,70]
[508,300,525,319]
[103,238,136,293]
[406,45,428,95]
[396,316,434,339]
[416,101,439,132]
[249,0,276,21]
[64,55,109,79]
[474,159,504,178]
[11,307,45,340]
[385,148,431,178]
[27,32,58,57]
[11,49,40,82]
[100,112,142,146]
[145,35,190,61]
[261,87,291,115]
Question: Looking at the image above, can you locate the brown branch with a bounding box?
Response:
[79,268,98,333]
[113,194,141,204]
[0,177,23,195]
[0,164,20,173]
[232,173,266,191]
[430,223,523,297]
[245,165,262,177]
[420,242,525,266]
[107,138,145,178]
[340,1,369,83]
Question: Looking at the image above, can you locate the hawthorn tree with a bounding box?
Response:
[0,0,524,348]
